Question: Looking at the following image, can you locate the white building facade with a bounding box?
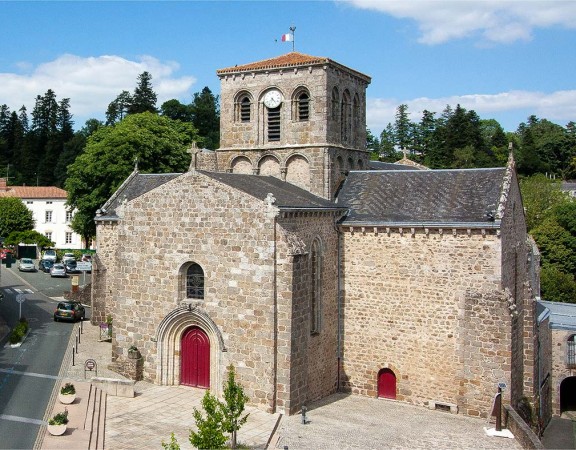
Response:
[0,178,82,250]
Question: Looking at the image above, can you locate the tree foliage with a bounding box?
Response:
[221,365,249,449]
[189,391,227,450]
[5,230,53,248]
[0,197,34,238]
[65,112,198,242]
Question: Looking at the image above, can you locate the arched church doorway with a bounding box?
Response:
[560,376,576,414]
[181,326,210,388]
[377,368,396,399]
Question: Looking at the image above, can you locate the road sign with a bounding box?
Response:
[76,262,92,272]
[16,294,25,304]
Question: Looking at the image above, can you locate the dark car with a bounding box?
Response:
[54,301,85,322]
[64,260,80,274]
[38,259,54,273]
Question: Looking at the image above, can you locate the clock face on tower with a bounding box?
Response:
[263,89,282,108]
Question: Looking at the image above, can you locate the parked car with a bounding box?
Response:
[53,301,85,322]
[38,259,54,273]
[64,260,80,274]
[18,258,36,272]
[42,249,57,262]
[62,253,76,264]
[50,263,67,277]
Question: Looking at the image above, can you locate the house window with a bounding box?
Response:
[46,201,52,204]
[187,263,205,299]
[568,335,576,368]
[65,232,72,244]
[45,211,53,223]
[310,238,322,334]
[26,201,33,204]
[267,106,281,142]
[66,211,73,223]
[45,232,52,241]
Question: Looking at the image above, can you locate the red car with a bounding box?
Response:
[0,249,13,260]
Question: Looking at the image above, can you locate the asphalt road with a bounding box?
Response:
[0,263,89,449]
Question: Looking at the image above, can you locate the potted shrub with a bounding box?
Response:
[58,382,76,404]
[128,345,140,359]
[47,409,69,436]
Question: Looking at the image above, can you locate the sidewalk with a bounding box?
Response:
[38,320,280,449]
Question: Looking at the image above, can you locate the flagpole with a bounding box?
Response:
[290,25,296,51]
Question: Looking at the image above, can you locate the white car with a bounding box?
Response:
[18,258,36,272]
[50,263,67,278]
[62,253,76,264]
[42,249,57,262]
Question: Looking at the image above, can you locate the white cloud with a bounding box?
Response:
[0,54,196,125]
[366,89,576,132]
[345,0,576,44]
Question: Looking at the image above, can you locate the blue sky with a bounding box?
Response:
[1,0,575,134]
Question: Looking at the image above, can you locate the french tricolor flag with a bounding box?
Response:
[281,33,293,42]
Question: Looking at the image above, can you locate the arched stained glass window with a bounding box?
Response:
[187,263,205,299]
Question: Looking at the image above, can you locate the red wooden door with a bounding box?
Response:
[378,368,396,399]
[181,327,210,388]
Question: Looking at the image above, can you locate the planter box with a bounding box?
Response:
[47,424,67,436]
[58,393,76,404]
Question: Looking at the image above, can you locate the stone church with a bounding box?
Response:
[91,52,547,421]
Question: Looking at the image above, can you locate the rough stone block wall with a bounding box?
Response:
[275,213,340,414]
[341,227,508,416]
[551,329,575,416]
[91,222,119,326]
[537,316,552,426]
[499,168,536,409]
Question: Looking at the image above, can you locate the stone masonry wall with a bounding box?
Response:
[341,227,509,417]
[551,329,576,416]
[108,171,280,412]
[274,212,341,414]
[92,222,120,326]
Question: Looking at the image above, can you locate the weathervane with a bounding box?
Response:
[290,25,296,52]
[279,26,296,51]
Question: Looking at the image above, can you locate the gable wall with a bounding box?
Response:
[341,227,511,417]
[104,172,282,411]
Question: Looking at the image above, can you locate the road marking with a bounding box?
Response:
[12,288,33,294]
[0,368,60,380]
[0,414,45,425]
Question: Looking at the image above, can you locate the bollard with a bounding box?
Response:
[72,347,75,366]
[75,335,78,353]
[301,406,307,425]
[80,319,83,334]
[78,328,81,344]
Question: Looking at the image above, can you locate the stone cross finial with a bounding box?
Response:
[402,147,409,158]
[188,142,198,173]
[265,193,276,207]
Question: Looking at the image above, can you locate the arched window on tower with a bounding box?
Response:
[267,106,281,141]
[310,238,322,334]
[235,93,252,123]
[352,93,360,143]
[296,90,310,121]
[331,87,339,121]
[341,90,351,144]
[186,263,205,299]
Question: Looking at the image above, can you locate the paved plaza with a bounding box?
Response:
[33,316,524,449]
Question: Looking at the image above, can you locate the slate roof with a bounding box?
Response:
[200,171,342,210]
[539,300,576,331]
[98,170,342,220]
[337,168,506,227]
[368,161,417,171]
[217,52,371,82]
[98,172,180,219]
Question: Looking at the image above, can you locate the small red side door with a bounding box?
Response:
[378,368,396,399]
[181,326,210,388]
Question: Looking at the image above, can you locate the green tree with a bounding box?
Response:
[5,230,53,248]
[161,99,193,122]
[221,365,249,449]
[366,128,380,160]
[0,197,34,238]
[189,391,227,450]
[540,266,576,303]
[519,174,567,231]
[128,72,157,115]
[106,91,132,125]
[378,123,399,161]
[394,104,412,151]
[65,112,198,242]
[190,87,220,150]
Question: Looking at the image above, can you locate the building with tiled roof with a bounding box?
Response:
[0,178,82,250]
[91,52,548,431]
